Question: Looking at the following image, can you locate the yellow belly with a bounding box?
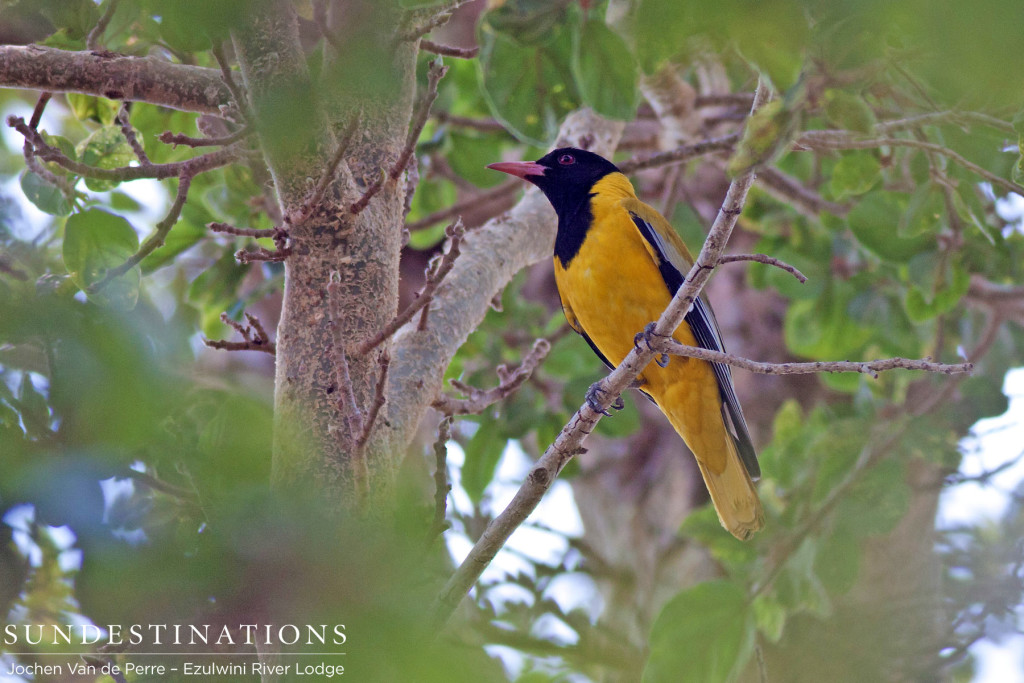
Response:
[553,199,727,473]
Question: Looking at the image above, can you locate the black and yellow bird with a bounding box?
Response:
[488,148,764,540]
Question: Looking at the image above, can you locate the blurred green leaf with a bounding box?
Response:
[461,414,506,504]
[847,192,935,262]
[62,209,140,309]
[75,126,135,192]
[66,94,119,125]
[645,579,754,683]
[19,170,72,216]
[571,18,639,120]
[829,152,881,199]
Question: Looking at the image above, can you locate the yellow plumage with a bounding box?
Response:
[553,173,764,540]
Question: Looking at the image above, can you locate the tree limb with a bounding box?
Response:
[0,45,231,114]
[432,338,552,416]
[653,340,972,379]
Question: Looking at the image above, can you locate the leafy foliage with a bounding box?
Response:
[1,0,1023,682]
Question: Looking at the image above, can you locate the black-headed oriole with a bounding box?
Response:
[489,148,764,540]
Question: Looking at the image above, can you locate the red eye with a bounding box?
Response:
[558,154,575,166]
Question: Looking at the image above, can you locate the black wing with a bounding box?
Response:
[629,212,760,478]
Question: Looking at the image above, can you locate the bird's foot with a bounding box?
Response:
[585,382,624,416]
[633,322,671,367]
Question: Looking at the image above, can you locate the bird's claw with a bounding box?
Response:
[633,322,671,367]
[585,382,623,416]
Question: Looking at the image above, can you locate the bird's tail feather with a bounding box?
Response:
[693,434,765,540]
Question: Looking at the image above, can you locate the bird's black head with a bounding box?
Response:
[487,147,620,219]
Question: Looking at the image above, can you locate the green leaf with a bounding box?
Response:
[75,126,136,192]
[62,209,141,309]
[814,525,861,595]
[822,90,876,133]
[835,459,910,537]
[644,580,754,683]
[445,132,506,188]
[66,94,119,125]
[461,414,506,504]
[477,19,580,145]
[19,171,72,216]
[847,192,935,262]
[751,593,787,643]
[829,152,881,199]
[571,19,639,120]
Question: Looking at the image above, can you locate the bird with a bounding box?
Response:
[488,147,764,540]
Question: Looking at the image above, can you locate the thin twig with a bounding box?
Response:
[211,42,250,122]
[8,116,239,181]
[158,128,249,148]
[432,79,774,627]
[427,417,452,543]
[433,338,552,415]
[356,218,465,355]
[116,102,150,165]
[618,133,739,174]
[235,244,291,264]
[757,166,851,218]
[653,339,972,379]
[29,92,51,129]
[717,253,808,283]
[406,181,519,232]
[86,0,122,50]
[695,93,755,109]
[433,111,507,133]
[89,174,192,291]
[351,60,448,214]
[420,40,479,59]
[796,131,1024,197]
[306,113,359,215]
[203,311,276,354]
[208,222,280,239]
[354,351,391,466]
[875,110,1016,136]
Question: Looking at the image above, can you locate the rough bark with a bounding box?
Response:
[0,44,230,113]
[233,0,416,508]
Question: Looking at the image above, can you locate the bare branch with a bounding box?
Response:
[304,113,359,216]
[8,116,239,181]
[0,45,231,114]
[406,181,519,232]
[420,40,479,59]
[653,339,972,379]
[427,417,453,543]
[235,243,291,264]
[695,93,755,109]
[328,274,363,454]
[211,42,251,123]
[433,80,774,626]
[967,275,1024,302]
[717,253,808,283]
[351,59,448,214]
[203,312,276,355]
[876,110,1016,136]
[354,352,391,461]
[432,338,552,415]
[86,0,123,50]
[434,111,507,133]
[356,218,465,356]
[618,133,739,174]
[90,174,192,291]
[796,131,1024,197]
[116,102,149,165]
[158,128,249,148]
[209,221,281,239]
[756,166,851,218]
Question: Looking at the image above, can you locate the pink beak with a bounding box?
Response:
[486,161,546,181]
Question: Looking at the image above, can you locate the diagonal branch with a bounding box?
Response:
[432,80,773,626]
[795,131,1024,197]
[653,340,972,379]
[618,133,739,173]
[432,338,552,416]
[717,253,808,283]
[89,173,192,291]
